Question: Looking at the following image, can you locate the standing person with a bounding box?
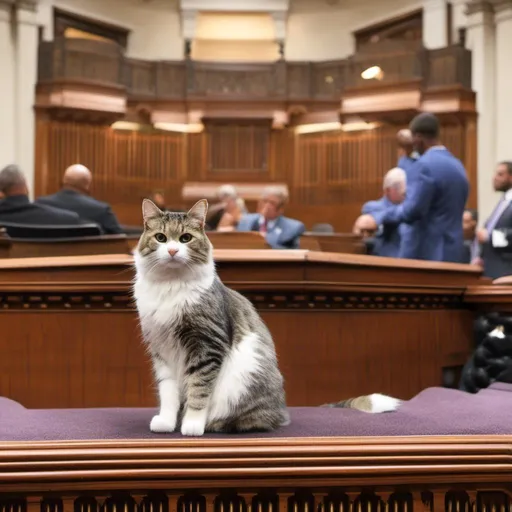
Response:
[356,113,469,262]
[396,128,418,173]
[395,128,421,258]
[474,161,512,278]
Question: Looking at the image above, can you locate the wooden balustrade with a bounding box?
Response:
[37,38,472,101]
[426,45,472,89]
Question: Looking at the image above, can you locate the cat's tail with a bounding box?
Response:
[322,393,402,413]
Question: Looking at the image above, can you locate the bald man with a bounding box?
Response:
[0,164,83,226]
[37,164,122,234]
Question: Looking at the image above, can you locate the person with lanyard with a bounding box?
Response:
[472,161,512,278]
[356,112,469,262]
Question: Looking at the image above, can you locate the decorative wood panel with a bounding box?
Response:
[0,251,481,408]
[35,118,477,229]
[207,123,270,173]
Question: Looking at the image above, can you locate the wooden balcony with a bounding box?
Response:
[35,38,474,123]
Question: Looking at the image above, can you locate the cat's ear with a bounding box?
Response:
[187,199,208,227]
[142,199,163,222]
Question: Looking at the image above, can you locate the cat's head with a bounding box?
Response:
[135,199,212,274]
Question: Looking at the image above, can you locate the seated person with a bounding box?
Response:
[206,184,246,230]
[353,167,406,257]
[36,164,122,234]
[462,208,478,264]
[217,197,247,232]
[237,186,305,249]
[150,190,167,212]
[0,164,84,226]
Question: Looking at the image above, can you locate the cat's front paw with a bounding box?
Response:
[150,414,176,433]
[180,409,207,436]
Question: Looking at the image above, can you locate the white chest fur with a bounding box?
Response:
[133,258,215,326]
[134,277,204,326]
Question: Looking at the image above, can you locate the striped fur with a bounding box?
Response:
[133,199,289,436]
[323,393,402,413]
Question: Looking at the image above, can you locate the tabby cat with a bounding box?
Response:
[133,199,290,436]
[134,199,401,437]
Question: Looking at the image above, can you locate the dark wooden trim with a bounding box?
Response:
[53,7,129,49]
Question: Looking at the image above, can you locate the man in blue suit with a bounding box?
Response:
[395,128,421,258]
[355,167,406,257]
[357,113,469,262]
[237,186,305,249]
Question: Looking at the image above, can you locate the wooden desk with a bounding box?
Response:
[465,274,512,311]
[0,251,483,409]
[129,232,362,252]
[300,233,366,253]
[0,235,132,258]
[0,228,10,258]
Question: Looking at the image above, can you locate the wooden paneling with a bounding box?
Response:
[0,252,482,409]
[35,119,477,230]
[35,120,186,220]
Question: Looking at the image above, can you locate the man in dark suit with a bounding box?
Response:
[237,186,305,249]
[0,164,83,226]
[37,164,122,234]
[357,113,469,262]
[474,161,512,278]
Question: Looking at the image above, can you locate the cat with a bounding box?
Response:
[133,198,290,436]
[323,394,402,412]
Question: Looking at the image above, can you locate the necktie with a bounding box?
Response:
[259,218,268,234]
[486,198,509,232]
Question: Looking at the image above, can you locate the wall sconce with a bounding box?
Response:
[361,65,383,80]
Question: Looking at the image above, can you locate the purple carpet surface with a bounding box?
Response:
[1,385,512,441]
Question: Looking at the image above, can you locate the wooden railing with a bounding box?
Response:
[37,38,472,99]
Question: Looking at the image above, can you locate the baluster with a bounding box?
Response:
[205,494,216,512]
[412,492,431,512]
[378,492,392,512]
[167,495,179,512]
[278,493,293,512]
[62,498,75,512]
[431,493,445,512]
[238,493,256,512]
[26,498,41,512]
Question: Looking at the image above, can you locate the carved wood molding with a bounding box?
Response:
[0,436,511,491]
[0,289,465,312]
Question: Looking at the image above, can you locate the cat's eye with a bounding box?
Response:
[179,233,192,243]
[155,233,167,243]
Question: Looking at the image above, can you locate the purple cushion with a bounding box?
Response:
[1,385,511,441]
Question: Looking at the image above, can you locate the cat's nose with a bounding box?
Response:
[168,248,179,257]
